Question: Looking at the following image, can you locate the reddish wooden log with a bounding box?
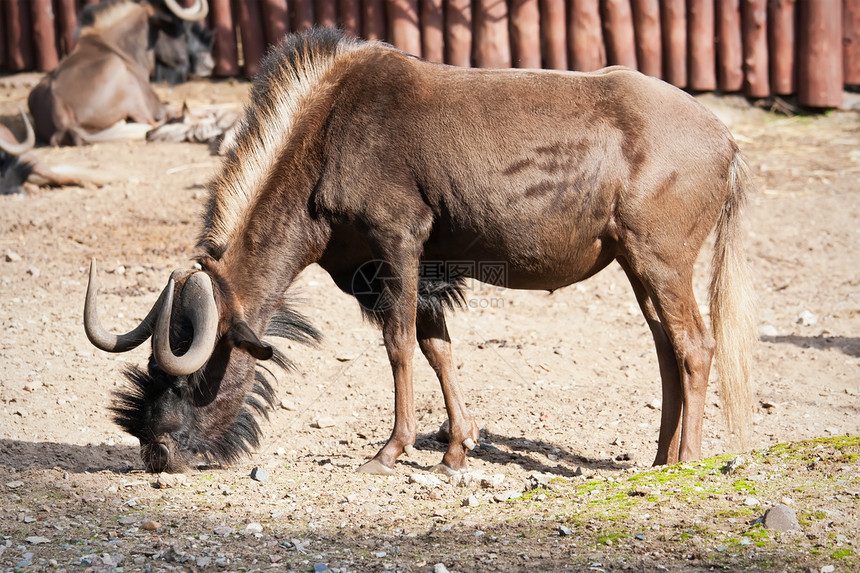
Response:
[798,0,843,107]
[630,0,661,78]
[362,0,386,40]
[568,0,605,72]
[237,0,266,77]
[29,0,58,71]
[339,0,361,37]
[315,0,337,28]
[687,0,715,90]
[4,1,35,71]
[210,0,238,77]
[601,0,637,69]
[387,0,421,56]
[421,0,444,62]
[261,0,289,47]
[716,0,743,92]
[0,5,6,69]
[660,0,686,87]
[474,0,511,68]
[741,0,769,97]
[539,0,567,70]
[444,0,471,66]
[55,0,78,56]
[510,0,540,68]
[768,0,795,95]
[292,0,314,32]
[844,0,860,86]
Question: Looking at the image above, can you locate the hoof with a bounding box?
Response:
[462,438,477,451]
[357,459,395,476]
[403,444,415,456]
[433,463,462,477]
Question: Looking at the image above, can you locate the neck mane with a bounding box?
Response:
[198,29,367,259]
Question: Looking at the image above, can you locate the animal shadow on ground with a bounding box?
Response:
[0,439,139,473]
[408,431,633,476]
[761,334,860,358]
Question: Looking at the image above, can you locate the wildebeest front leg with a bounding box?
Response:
[416,307,479,474]
[357,256,422,475]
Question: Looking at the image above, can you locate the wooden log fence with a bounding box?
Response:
[1,0,857,108]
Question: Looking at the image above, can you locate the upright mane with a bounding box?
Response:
[199,28,366,257]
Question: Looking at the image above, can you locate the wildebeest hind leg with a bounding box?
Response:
[623,257,715,464]
[619,259,683,464]
[416,308,479,475]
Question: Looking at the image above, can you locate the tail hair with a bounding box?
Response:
[709,152,757,450]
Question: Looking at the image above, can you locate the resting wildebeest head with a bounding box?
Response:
[0,108,36,195]
[149,2,215,84]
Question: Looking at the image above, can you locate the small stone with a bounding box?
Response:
[196,557,211,567]
[156,472,185,488]
[118,516,136,526]
[25,536,50,544]
[646,398,661,410]
[114,265,126,275]
[244,522,263,535]
[481,474,506,488]
[432,508,448,518]
[374,551,387,558]
[762,504,801,532]
[409,474,443,488]
[314,564,332,573]
[761,400,777,410]
[759,324,778,337]
[558,526,573,536]
[5,481,24,489]
[463,494,480,507]
[821,566,835,573]
[797,310,818,326]
[27,266,40,278]
[5,251,22,262]
[744,497,760,507]
[635,534,646,541]
[213,525,233,536]
[279,399,297,411]
[493,490,522,503]
[434,564,450,573]
[314,416,336,428]
[142,520,161,531]
[250,467,269,482]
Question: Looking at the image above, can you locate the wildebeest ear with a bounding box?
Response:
[230,321,273,360]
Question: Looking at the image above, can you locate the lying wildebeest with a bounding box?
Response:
[84,28,755,475]
[28,0,209,146]
[1,108,110,194]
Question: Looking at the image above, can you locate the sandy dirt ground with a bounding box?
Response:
[0,74,858,572]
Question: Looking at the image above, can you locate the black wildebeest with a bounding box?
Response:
[28,0,209,146]
[84,29,756,475]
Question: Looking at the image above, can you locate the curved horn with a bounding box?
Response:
[162,0,209,21]
[152,271,219,376]
[0,106,36,156]
[84,259,168,352]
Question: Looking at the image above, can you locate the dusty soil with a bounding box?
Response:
[0,75,858,572]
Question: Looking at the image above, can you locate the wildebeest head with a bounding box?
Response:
[149,1,215,84]
[84,261,319,472]
[0,108,36,195]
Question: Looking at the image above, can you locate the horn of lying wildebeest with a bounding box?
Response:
[152,271,219,376]
[163,0,209,21]
[0,106,35,156]
[84,259,170,352]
